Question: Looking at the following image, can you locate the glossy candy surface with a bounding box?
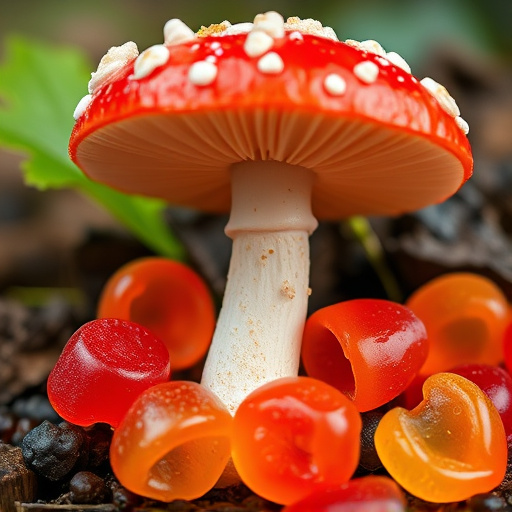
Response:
[301,299,428,411]
[282,475,406,512]
[449,363,512,443]
[231,376,361,505]
[110,381,232,502]
[97,257,216,369]
[47,318,171,428]
[405,273,509,375]
[375,372,507,503]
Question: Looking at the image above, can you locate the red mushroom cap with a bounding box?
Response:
[69,29,473,219]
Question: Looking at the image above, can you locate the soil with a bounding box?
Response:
[2,44,512,511]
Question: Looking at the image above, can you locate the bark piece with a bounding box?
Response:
[0,443,37,512]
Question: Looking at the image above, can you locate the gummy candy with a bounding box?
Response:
[110,381,232,501]
[282,475,406,512]
[97,257,215,369]
[232,376,361,505]
[375,372,507,503]
[406,273,508,375]
[48,318,170,428]
[301,299,428,411]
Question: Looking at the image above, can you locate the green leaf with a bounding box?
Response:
[344,216,402,303]
[0,36,185,260]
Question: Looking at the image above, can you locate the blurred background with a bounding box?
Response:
[1,0,512,295]
[2,0,511,63]
[1,0,512,325]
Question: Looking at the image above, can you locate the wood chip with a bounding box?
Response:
[15,505,116,512]
[0,444,37,512]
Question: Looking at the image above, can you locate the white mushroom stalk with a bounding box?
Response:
[201,162,317,414]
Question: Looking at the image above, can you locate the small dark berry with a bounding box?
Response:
[21,420,87,481]
[108,476,142,510]
[69,471,110,504]
[112,485,142,510]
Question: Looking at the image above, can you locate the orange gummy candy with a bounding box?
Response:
[97,257,216,370]
[375,372,507,503]
[405,272,509,375]
[232,376,361,505]
[110,381,232,501]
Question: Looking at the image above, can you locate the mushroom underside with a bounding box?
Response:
[75,108,465,219]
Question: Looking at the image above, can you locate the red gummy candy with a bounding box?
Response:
[449,363,512,444]
[502,321,512,377]
[48,318,171,428]
[301,299,428,411]
[97,257,216,369]
[283,475,406,512]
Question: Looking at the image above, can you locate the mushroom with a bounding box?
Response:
[69,13,473,415]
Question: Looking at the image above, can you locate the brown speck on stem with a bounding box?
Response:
[281,280,296,299]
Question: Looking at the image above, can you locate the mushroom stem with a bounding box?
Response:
[200,161,318,414]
